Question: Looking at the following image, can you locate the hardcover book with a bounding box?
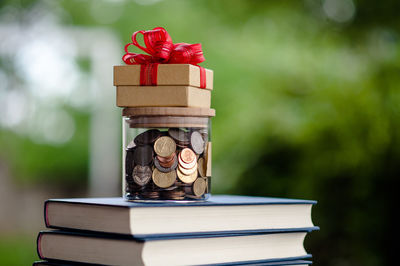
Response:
[37,229,317,266]
[33,259,312,266]
[44,195,316,236]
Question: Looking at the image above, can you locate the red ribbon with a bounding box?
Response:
[122,27,207,88]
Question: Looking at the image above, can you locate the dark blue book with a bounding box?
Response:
[33,259,312,266]
[44,195,316,237]
[37,229,317,266]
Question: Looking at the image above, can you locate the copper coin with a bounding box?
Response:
[157,153,175,163]
[190,131,205,155]
[193,177,206,197]
[140,191,160,199]
[177,167,198,184]
[158,154,177,168]
[159,154,177,169]
[154,156,178,173]
[134,129,162,145]
[154,136,176,157]
[133,145,153,166]
[133,165,152,186]
[179,148,196,164]
[178,163,197,175]
[178,152,197,169]
[152,168,177,188]
[162,190,186,200]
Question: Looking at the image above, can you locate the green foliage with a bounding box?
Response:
[0,235,38,265]
[0,109,90,185]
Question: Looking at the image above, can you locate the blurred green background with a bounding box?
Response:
[0,0,399,265]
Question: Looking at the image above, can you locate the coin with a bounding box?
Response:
[178,150,197,169]
[168,128,190,144]
[157,153,175,164]
[179,148,196,163]
[197,157,206,177]
[190,131,205,154]
[178,163,197,175]
[133,145,153,166]
[152,168,177,188]
[154,136,176,157]
[174,180,192,187]
[161,185,179,191]
[176,143,189,149]
[158,154,177,168]
[161,190,186,200]
[125,149,135,176]
[154,156,178,173]
[126,140,136,150]
[140,191,160,199]
[134,129,162,145]
[177,167,198,184]
[125,174,135,185]
[133,165,152,186]
[193,177,206,197]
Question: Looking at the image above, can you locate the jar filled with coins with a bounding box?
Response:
[122,107,215,201]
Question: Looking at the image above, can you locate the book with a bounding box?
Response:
[33,259,312,266]
[44,195,316,237]
[37,229,316,266]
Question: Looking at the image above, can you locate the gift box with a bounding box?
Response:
[116,85,211,108]
[115,27,214,109]
[114,64,213,90]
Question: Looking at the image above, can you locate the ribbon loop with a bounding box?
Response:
[122,27,207,88]
[122,27,205,65]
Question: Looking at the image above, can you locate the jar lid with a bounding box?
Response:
[122,107,216,117]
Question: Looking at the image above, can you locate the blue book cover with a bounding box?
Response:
[33,259,312,266]
[46,195,317,208]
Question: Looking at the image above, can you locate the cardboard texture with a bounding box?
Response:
[117,86,211,108]
[114,64,213,90]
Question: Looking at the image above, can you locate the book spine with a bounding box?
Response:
[44,201,50,227]
[36,232,44,259]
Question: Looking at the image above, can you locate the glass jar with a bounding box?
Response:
[122,107,215,201]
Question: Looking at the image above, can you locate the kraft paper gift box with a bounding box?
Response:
[114,64,213,108]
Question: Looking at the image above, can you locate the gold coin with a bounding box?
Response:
[154,136,176,157]
[197,158,206,177]
[178,163,197,175]
[177,167,198,184]
[152,168,176,188]
[193,178,206,197]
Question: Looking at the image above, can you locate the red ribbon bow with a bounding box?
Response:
[122,27,205,65]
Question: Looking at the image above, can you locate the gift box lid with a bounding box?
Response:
[114,64,213,90]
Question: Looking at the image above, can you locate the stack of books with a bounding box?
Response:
[34,195,318,265]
